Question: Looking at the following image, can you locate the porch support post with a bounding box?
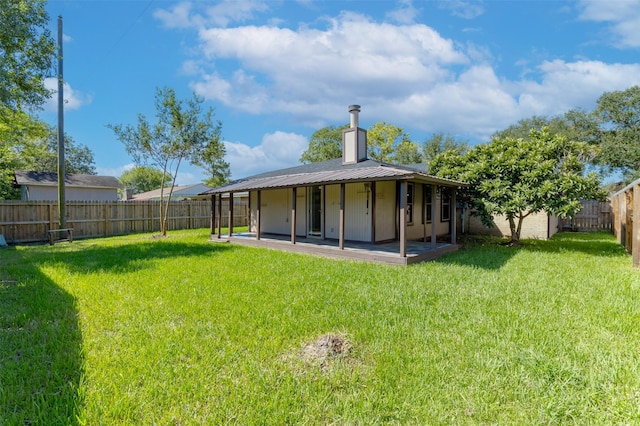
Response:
[451,188,457,245]
[291,187,297,244]
[339,183,345,250]
[399,180,407,258]
[256,190,261,241]
[431,185,438,249]
[370,181,376,244]
[422,184,427,243]
[228,192,234,238]
[216,194,222,239]
[214,194,216,236]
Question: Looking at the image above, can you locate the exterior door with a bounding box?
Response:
[308,185,323,238]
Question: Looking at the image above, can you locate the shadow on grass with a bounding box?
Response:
[42,239,232,275]
[435,232,626,270]
[0,264,83,424]
[0,238,230,423]
[434,235,519,270]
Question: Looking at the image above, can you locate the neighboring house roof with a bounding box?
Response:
[131,183,213,200]
[14,170,122,189]
[203,158,467,195]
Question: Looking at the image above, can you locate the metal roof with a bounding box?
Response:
[203,160,467,194]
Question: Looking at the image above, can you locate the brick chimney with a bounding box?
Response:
[342,104,367,165]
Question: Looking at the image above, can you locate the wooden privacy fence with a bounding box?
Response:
[558,200,612,232]
[0,199,248,244]
[611,179,640,266]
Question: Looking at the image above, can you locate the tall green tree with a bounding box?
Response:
[422,133,468,165]
[189,114,230,188]
[0,0,55,113]
[119,166,171,195]
[394,139,423,164]
[429,129,603,244]
[299,124,347,163]
[367,121,411,162]
[0,125,95,199]
[22,127,96,174]
[109,87,227,236]
[594,86,640,180]
[0,112,49,199]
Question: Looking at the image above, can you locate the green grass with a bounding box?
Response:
[1,230,640,424]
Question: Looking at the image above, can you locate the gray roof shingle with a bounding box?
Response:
[14,170,122,189]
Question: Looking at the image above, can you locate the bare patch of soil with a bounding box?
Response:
[287,332,355,373]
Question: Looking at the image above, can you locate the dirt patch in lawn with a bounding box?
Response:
[285,332,357,373]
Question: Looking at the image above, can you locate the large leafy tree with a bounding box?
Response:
[109,87,228,236]
[1,0,57,199]
[1,125,95,199]
[422,133,468,165]
[119,166,171,195]
[429,129,603,244]
[394,139,423,164]
[299,124,347,163]
[594,86,640,179]
[367,121,411,162]
[0,0,55,113]
[22,127,96,174]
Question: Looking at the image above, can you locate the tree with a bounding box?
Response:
[0,124,95,200]
[367,121,411,162]
[0,0,56,112]
[299,124,347,163]
[189,115,230,188]
[109,87,227,236]
[22,127,96,174]
[119,166,171,195]
[394,139,423,164]
[429,128,603,244]
[422,133,468,165]
[0,112,49,199]
[594,86,640,180]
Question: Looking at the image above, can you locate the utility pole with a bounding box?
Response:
[57,15,66,228]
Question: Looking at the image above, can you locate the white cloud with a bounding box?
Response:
[192,12,467,122]
[224,131,308,178]
[43,78,93,112]
[154,2,199,29]
[154,0,269,29]
[96,163,134,178]
[386,0,420,24]
[438,0,485,19]
[160,2,640,144]
[578,0,640,48]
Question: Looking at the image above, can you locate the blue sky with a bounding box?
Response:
[40,0,640,184]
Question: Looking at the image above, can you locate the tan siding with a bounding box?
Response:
[260,189,291,235]
[468,211,552,240]
[325,185,340,239]
[375,181,396,241]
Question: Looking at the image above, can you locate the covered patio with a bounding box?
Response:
[210,232,460,265]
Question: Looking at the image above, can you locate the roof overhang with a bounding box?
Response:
[203,165,467,195]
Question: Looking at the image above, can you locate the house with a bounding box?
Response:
[14,170,121,201]
[129,184,215,201]
[204,105,467,265]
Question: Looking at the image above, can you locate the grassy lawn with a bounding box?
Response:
[1,230,640,424]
